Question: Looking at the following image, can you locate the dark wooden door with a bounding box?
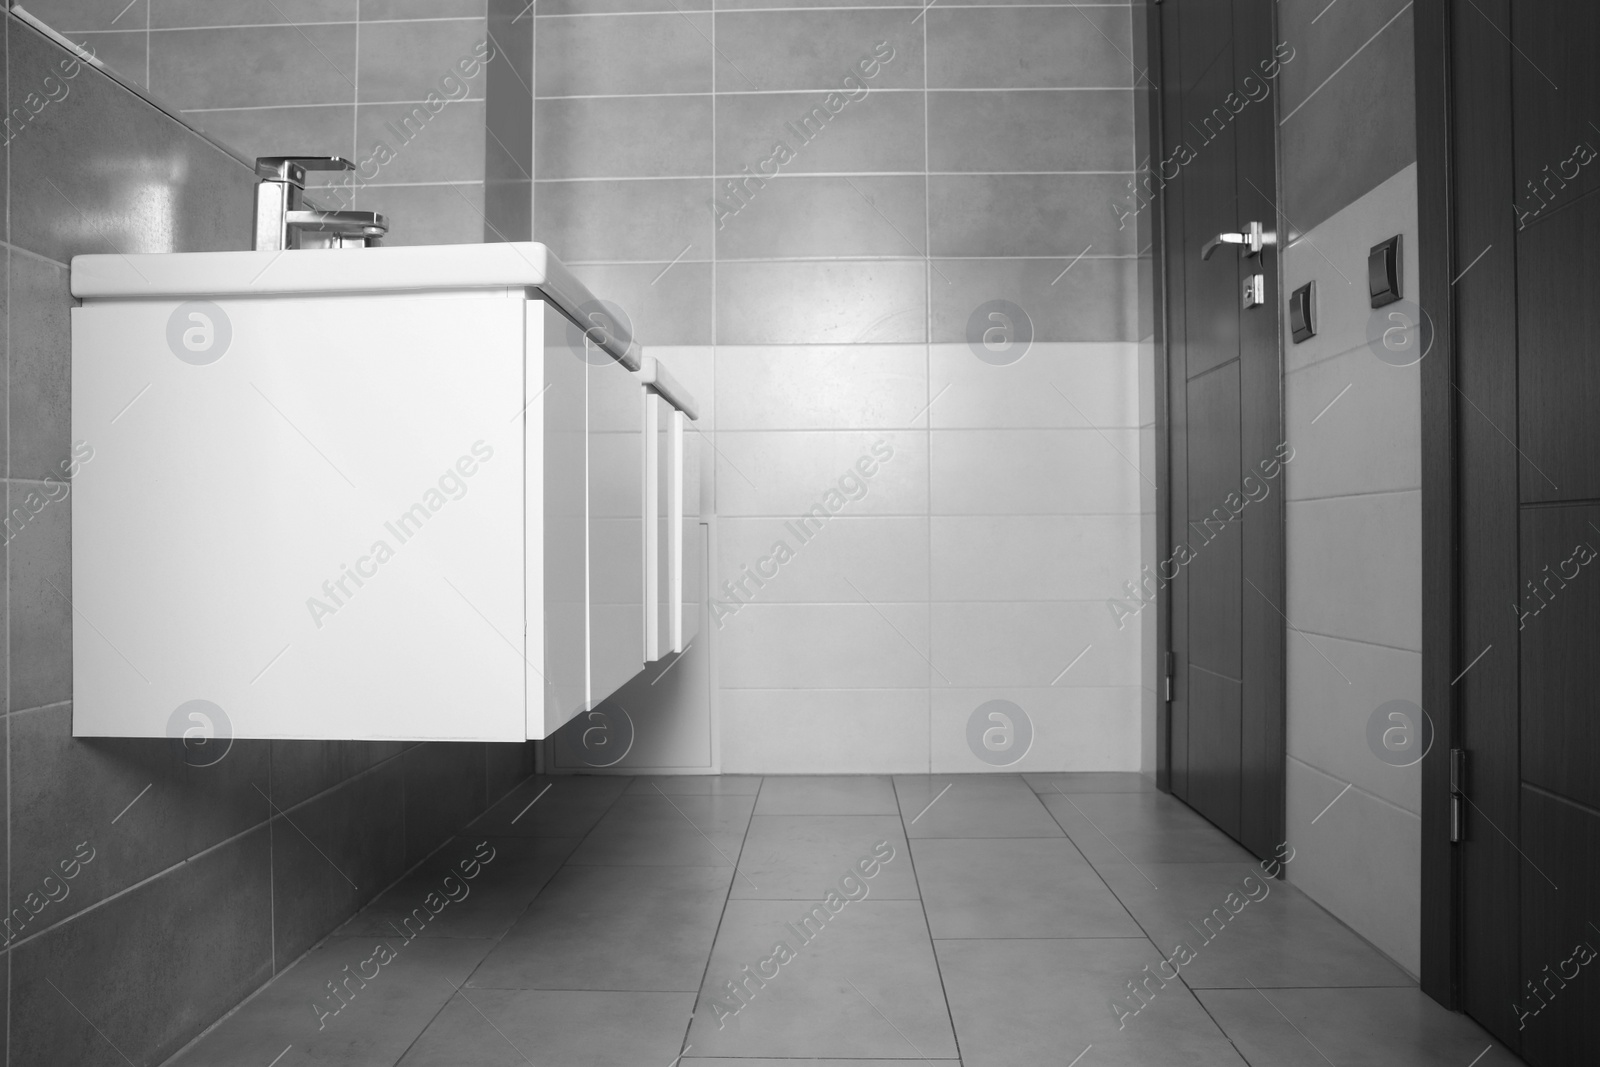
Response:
[1433,0,1600,1059]
[1155,0,1284,860]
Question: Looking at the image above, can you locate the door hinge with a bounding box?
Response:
[1449,748,1467,843]
[1164,650,1175,703]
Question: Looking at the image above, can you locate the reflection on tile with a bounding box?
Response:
[59,29,146,89]
[11,24,256,262]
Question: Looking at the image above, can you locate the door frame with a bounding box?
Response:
[1140,0,1287,853]
[1413,0,1458,1009]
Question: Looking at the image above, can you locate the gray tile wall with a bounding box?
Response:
[26,0,534,246]
[536,2,1150,775]
[0,13,531,1062]
[1278,0,1416,235]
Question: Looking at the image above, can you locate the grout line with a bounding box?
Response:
[674,773,761,1061]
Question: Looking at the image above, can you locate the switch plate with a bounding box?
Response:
[1369,235,1402,308]
[1290,281,1316,342]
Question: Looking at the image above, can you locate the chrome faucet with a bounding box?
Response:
[253,156,390,251]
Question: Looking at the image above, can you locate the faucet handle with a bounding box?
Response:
[254,156,356,187]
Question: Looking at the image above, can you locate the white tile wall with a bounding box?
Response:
[928,686,1142,774]
[1282,163,1422,975]
[1286,492,1422,653]
[1287,756,1422,977]
[929,428,1144,514]
[719,689,931,774]
[712,429,929,517]
[639,335,1149,777]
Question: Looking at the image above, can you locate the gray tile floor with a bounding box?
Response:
[169,773,1524,1066]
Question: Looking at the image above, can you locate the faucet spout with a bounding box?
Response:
[253,156,389,251]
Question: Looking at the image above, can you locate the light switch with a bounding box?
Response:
[1369,235,1402,308]
[1290,281,1315,343]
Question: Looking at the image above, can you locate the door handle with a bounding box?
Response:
[1202,221,1274,260]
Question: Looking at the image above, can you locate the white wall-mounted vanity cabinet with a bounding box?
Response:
[68,242,697,743]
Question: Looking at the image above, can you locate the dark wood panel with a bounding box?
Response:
[1518,505,1600,811]
[1232,0,1285,861]
[1517,191,1600,503]
[1162,0,1192,803]
[1145,0,1175,797]
[1187,665,1243,838]
[1519,786,1600,1066]
[1178,0,1242,382]
[1452,0,1524,1045]
[1185,361,1243,680]
[1415,0,1459,1007]
[1510,0,1600,230]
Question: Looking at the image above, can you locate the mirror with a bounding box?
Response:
[9,0,533,245]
